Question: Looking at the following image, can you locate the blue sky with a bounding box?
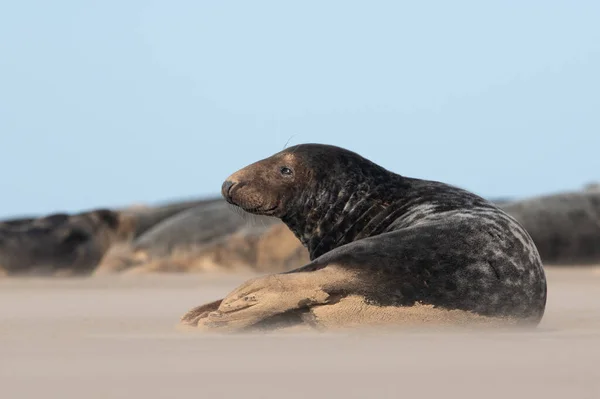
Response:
[1,1,599,218]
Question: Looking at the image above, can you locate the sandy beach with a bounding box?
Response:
[1,267,599,399]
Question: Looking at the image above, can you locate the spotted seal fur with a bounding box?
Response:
[181,143,547,331]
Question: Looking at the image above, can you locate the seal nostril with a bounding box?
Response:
[222,180,236,200]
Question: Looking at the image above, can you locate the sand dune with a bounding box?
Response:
[1,266,599,399]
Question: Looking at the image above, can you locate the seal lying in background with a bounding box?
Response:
[0,209,134,276]
[0,198,222,277]
[120,198,224,239]
[500,190,600,265]
[95,200,309,275]
[181,143,547,331]
[94,200,245,274]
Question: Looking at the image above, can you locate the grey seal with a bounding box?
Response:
[181,143,547,331]
[0,209,134,276]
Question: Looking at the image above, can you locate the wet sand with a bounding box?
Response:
[1,267,599,399]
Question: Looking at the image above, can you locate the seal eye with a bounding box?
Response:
[280,166,293,176]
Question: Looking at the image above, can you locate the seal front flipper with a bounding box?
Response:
[195,266,358,332]
[180,299,223,327]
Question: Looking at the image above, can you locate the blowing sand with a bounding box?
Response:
[1,267,599,399]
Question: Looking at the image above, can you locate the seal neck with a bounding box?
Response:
[281,167,411,260]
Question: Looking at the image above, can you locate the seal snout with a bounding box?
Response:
[221,180,235,201]
[222,179,244,204]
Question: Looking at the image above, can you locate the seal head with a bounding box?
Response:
[221,148,312,217]
[222,144,414,257]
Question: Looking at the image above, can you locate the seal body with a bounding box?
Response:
[121,198,224,239]
[0,209,133,276]
[182,143,547,330]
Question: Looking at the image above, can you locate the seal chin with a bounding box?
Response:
[261,204,280,216]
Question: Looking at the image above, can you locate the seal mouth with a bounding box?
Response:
[222,180,280,216]
[239,203,279,216]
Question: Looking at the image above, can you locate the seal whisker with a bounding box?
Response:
[283,134,298,150]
